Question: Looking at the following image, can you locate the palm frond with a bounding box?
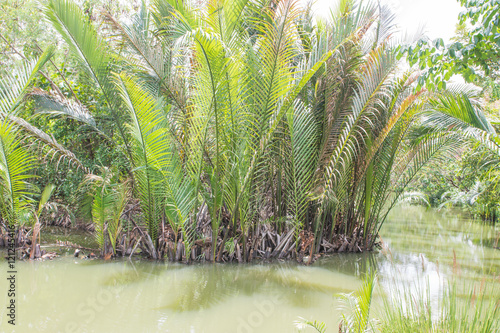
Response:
[0,46,55,115]
[37,183,56,217]
[0,120,36,226]
[114,73,170,248]
[337,272,376,333]
[295,317,327,333]
[45,0,132,160]
[30,89,97,129]
[84,169,129,255]
[8,115,90,173]
[425,92,495,135]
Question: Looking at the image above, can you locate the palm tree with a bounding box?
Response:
[83,167,129,256]
[34,0,497,261]
[0,47,88,249]
[418,88,500,221]
[0,120,36,229]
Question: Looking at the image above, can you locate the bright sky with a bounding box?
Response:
[311,0,464,42]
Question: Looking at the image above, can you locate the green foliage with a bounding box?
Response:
[337,273,377,333]
[296,317,328,333]
[2,0,498,259]
[45,0,132,161]
[300,274,499,333]
[0,0,53,68]
[0,48,85,228]
[408,140,500,223]
[408,90,500,222]
[114,72,171,246]
[483,78,500,101]
[380,281,500,333]
[400,0,500,89]
[0,46,54,115]
[492,82,500,100]
[0,120,36,226]
[83,167,129,254]
[44,0,499,252]
[37,183,56,217]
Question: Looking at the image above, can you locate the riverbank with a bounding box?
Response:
[0,207,498,332]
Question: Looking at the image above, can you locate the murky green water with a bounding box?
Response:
[1,206,499,332]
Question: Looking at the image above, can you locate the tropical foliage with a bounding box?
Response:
[397,0,500,222]
[0,121,35,228]
[380,280,500,333]
[401,0,500,88]
[0,0,497,260]
[298,274,500,333]
[0,45,86,256]
[83,167,129,255]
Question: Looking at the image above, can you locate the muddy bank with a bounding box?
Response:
[0,221,377,264]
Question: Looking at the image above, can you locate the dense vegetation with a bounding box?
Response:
[0,0,498,262]
[402,0,500,221]
[298,273,500,333]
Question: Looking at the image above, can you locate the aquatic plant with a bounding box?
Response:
[40,0,457,260]
[337,273,377,333]
[297,274,499,333]
[0,121,36,227]
[296,272,377,333]
[1,0,496,261]
[380,280,500,333]
[83,168,130,256]
[0,45,88,243]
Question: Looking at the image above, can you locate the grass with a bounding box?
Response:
[297,275,500,333]
[379,278,500,333]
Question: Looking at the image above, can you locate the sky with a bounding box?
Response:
[311,0,464,42]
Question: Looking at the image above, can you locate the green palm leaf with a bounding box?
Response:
[45,0,132,161]
[0,121,36,226]
[114,73,170,250]
[0,46,54,115]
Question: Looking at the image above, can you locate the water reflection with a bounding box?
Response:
[0,206,498,332]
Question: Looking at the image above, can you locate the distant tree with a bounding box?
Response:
[0,0,139,70]
[0,0,52,68]
[400,0,500,90]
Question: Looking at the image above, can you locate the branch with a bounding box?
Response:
[0,32,65,100]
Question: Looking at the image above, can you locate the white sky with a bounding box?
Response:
[311,0,464,42]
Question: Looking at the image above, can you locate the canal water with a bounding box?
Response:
[0,206,498,332]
